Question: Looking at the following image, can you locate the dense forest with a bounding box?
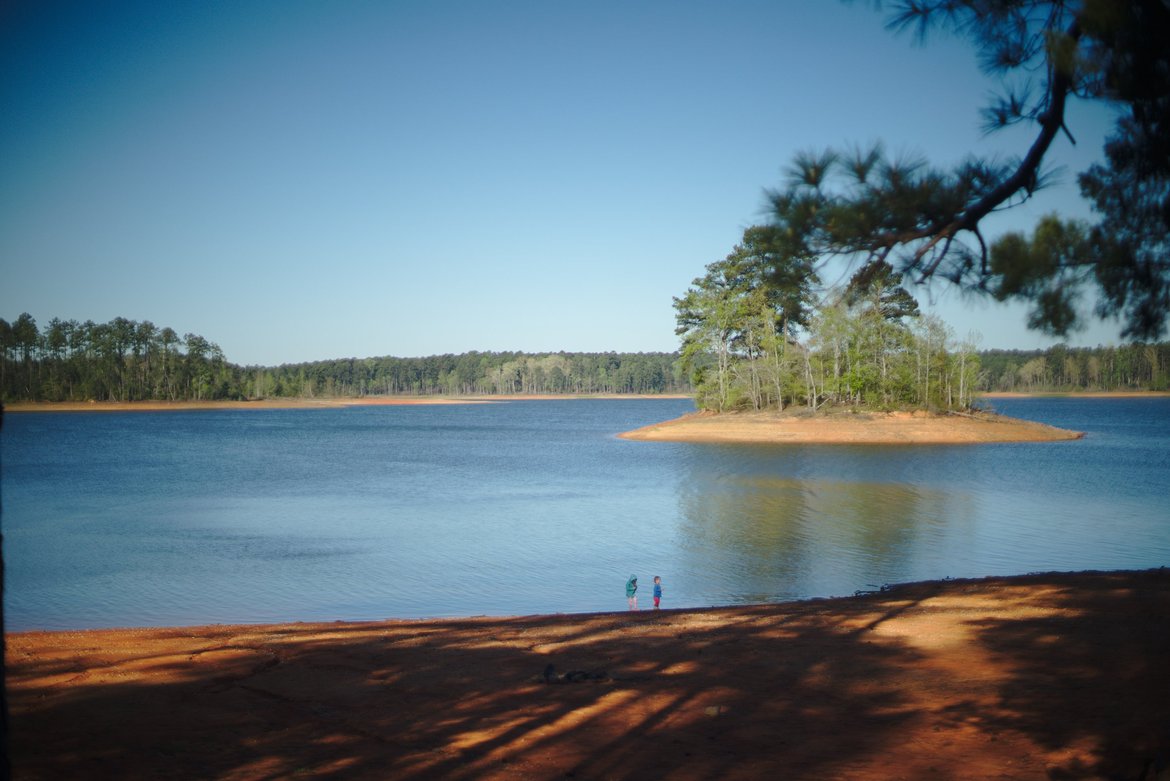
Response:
[0,314,685,402]
[673,227,982,412]
[250,351,687,398]
[979,344,1170,393]
[671,225,1169,413]
[0,312,1165,405]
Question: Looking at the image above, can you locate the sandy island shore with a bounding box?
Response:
[7,569,1169,780]
[619,408,1083,445]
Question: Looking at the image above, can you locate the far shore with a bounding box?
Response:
[3,393,1142,445]
[3,390,1162,415]
[8,568,1169,780]
[2,393,692,413]
[980,390,1169,398]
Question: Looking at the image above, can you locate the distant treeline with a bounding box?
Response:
[977,343,1170,393]
[0,314,687,402]
[1,313,1166,402]
[252,351,688,398]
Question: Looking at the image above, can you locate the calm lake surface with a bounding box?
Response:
[3,397,1168,631]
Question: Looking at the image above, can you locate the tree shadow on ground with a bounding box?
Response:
[8,602,923,779]
[964,570,1170,780]
[7,569,1170,780]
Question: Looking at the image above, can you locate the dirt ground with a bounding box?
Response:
[7,569,1169,780]
[618,408,1083,444]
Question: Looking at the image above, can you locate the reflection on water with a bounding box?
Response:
[676,465,976,605]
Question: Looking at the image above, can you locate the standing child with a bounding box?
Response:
[653,575,663,609]
[625,575,638,610]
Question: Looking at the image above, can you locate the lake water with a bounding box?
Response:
[3,397,1168,631]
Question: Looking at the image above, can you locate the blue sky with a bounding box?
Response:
[1,0,1125,366]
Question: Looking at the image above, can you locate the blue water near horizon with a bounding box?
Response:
[3,396,1168,631]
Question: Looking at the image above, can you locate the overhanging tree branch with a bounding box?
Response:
[878,21,1080,273]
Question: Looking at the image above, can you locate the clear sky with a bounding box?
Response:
[0,0,1127,366]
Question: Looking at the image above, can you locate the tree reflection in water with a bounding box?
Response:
[674,449,979,605]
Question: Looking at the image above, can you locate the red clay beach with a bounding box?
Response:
[8,569,1169,780]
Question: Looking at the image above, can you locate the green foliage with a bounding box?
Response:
[0,314,687,402]
[0,314,236,403]
[977,342,1170,392]
[1078,114,1170,340]
[261,351,685,398]
[674,226,820,411]
[771,0,1170,339]
[845,260,921,321]
[990,214,1094,335]
[673,226,981,412]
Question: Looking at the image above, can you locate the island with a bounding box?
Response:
[618,407,1083,445]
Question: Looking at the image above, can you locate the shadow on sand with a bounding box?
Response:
[7,569,1169,780]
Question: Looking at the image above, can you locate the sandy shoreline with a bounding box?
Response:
[8,568,1169,780]
[619,408,1083,445]
[5,395,1086,444]
[2,394,690,413]
[6,390,1160,415]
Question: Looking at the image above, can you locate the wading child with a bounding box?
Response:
[653,575,663,609]
[626,575,638,610]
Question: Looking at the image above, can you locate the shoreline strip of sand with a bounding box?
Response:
[7,390,1163,415]
[2,396,1093,445]
[2,393,692,413]
[8,568,1169,780]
